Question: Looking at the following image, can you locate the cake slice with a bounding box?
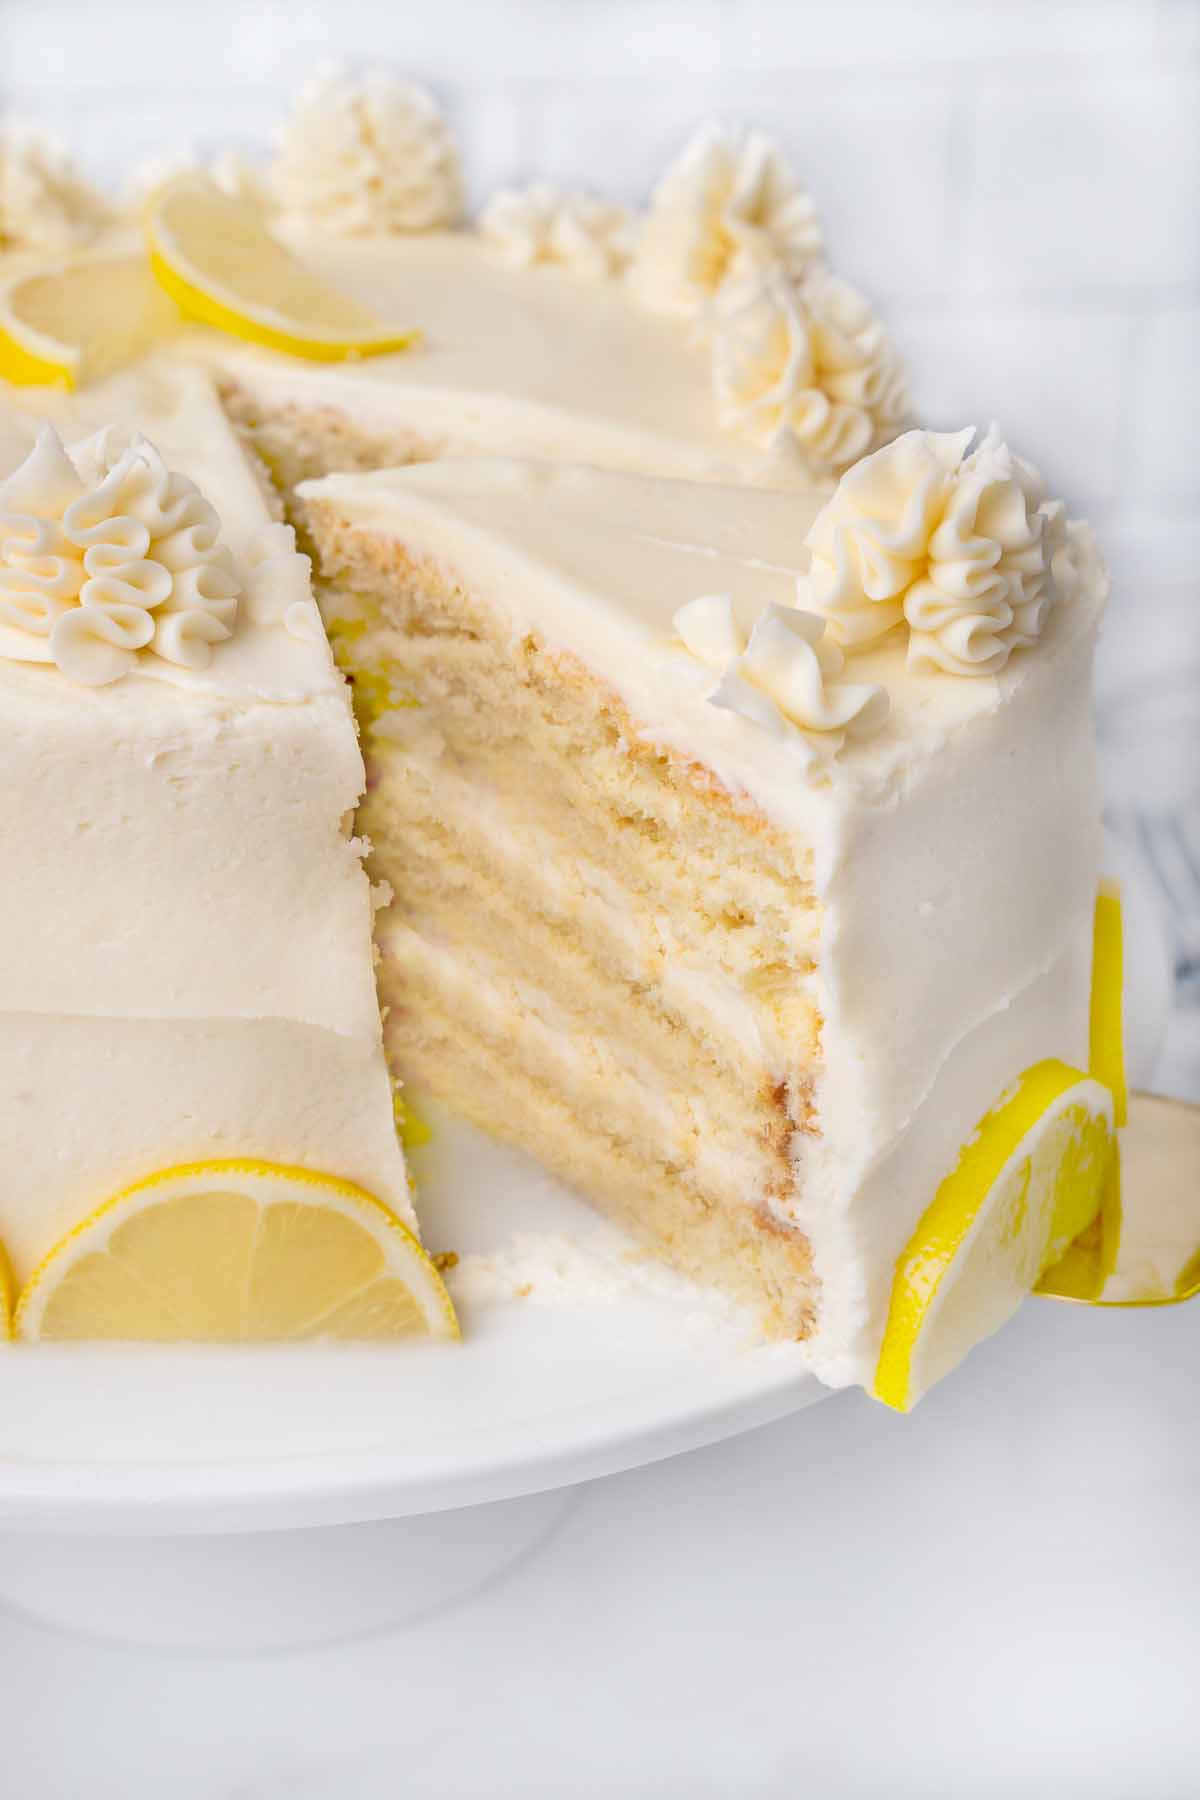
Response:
[0,362,439,1330]
[299,444,1107,1386]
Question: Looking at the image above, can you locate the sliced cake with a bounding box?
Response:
[298,438,1108,1386]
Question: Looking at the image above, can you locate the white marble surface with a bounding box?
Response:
[2,1294,1199,1797]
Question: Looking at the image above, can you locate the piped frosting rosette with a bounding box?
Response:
[630,124,824,317]
[270,66,462,234]
[480,184,636,279]
[1,127,111,253]
[711,268,910,478]
[0,425,240,686]
[673,593,888,751]
[804,426,1107,676]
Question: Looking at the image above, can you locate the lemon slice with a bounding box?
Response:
[874,1060,1115,1411]
[0,253,175,390]
[146,175,418,362]
[15,1160,458,1344]
[0,1240,13,1342]
[1035,1141,1122,1301]
[1090,879,1126,1126]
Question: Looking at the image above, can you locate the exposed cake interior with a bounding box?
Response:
[310,479,828,1336]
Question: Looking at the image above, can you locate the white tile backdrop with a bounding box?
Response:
[2,0,1198,1074]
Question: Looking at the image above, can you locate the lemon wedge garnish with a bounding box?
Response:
[874,1060,1115,1411]
[14,1160,458,1344]
[0,253,175,390]
[1090,879,1126,1127]
[146,175,419,363]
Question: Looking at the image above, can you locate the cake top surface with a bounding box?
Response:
[0,99,907,491]
[301,453,1107,831]
[197,226,784,483]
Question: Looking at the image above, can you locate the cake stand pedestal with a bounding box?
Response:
[0,1488,578,1652]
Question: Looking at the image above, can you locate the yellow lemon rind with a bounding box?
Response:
[148,248,419,364]
[1036,1138,1123,1301]
[874,1059,1110,1413]
[0,1238,14,1342]
[1090,879,1126,1127]
[14,1157,458,1344]
[0,293,79,388]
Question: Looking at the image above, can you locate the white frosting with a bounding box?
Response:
[0,364,412,1274]
[270,67,462,234]
[0,425,239,686]
[480,184,635,279]
[300,457,1105,1384]
[805,426,1105,675]
[711,268,910,478]
[630,124,824,317]
[242,519,324,642]
[194,227,817,489]
[674,594,887,744]
[0,129,110,253]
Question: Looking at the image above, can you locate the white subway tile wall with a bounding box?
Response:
[2,0,1197,1073]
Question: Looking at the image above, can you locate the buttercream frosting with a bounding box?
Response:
[674,593,888,744]
[630,124,823,318]
[270,67,462,234]
[480,184,635,279]
[203,227,816,488]
[804,426,1107,675]
[242,519,323,642]
[0,424,239,686]
[0,128,111,254]
[711,268,910,479]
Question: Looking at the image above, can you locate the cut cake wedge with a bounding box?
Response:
[299,454,1106,1386]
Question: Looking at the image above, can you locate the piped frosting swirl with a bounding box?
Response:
[674,593,888,747]
[0,426,240,686]
[711,268,910,478]
[803,427,1105,676]
[630,124,824,318]
[0,128,111,253]
[480,184,635,279]
[270,67,462,234]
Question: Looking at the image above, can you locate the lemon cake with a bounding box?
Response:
[0,75,1119,1397]
[298,439,1109,1386]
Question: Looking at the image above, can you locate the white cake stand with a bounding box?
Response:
[0,834,1169,1651]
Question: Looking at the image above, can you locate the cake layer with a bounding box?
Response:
[367,761,813,1085]
[391,997,816,1339]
